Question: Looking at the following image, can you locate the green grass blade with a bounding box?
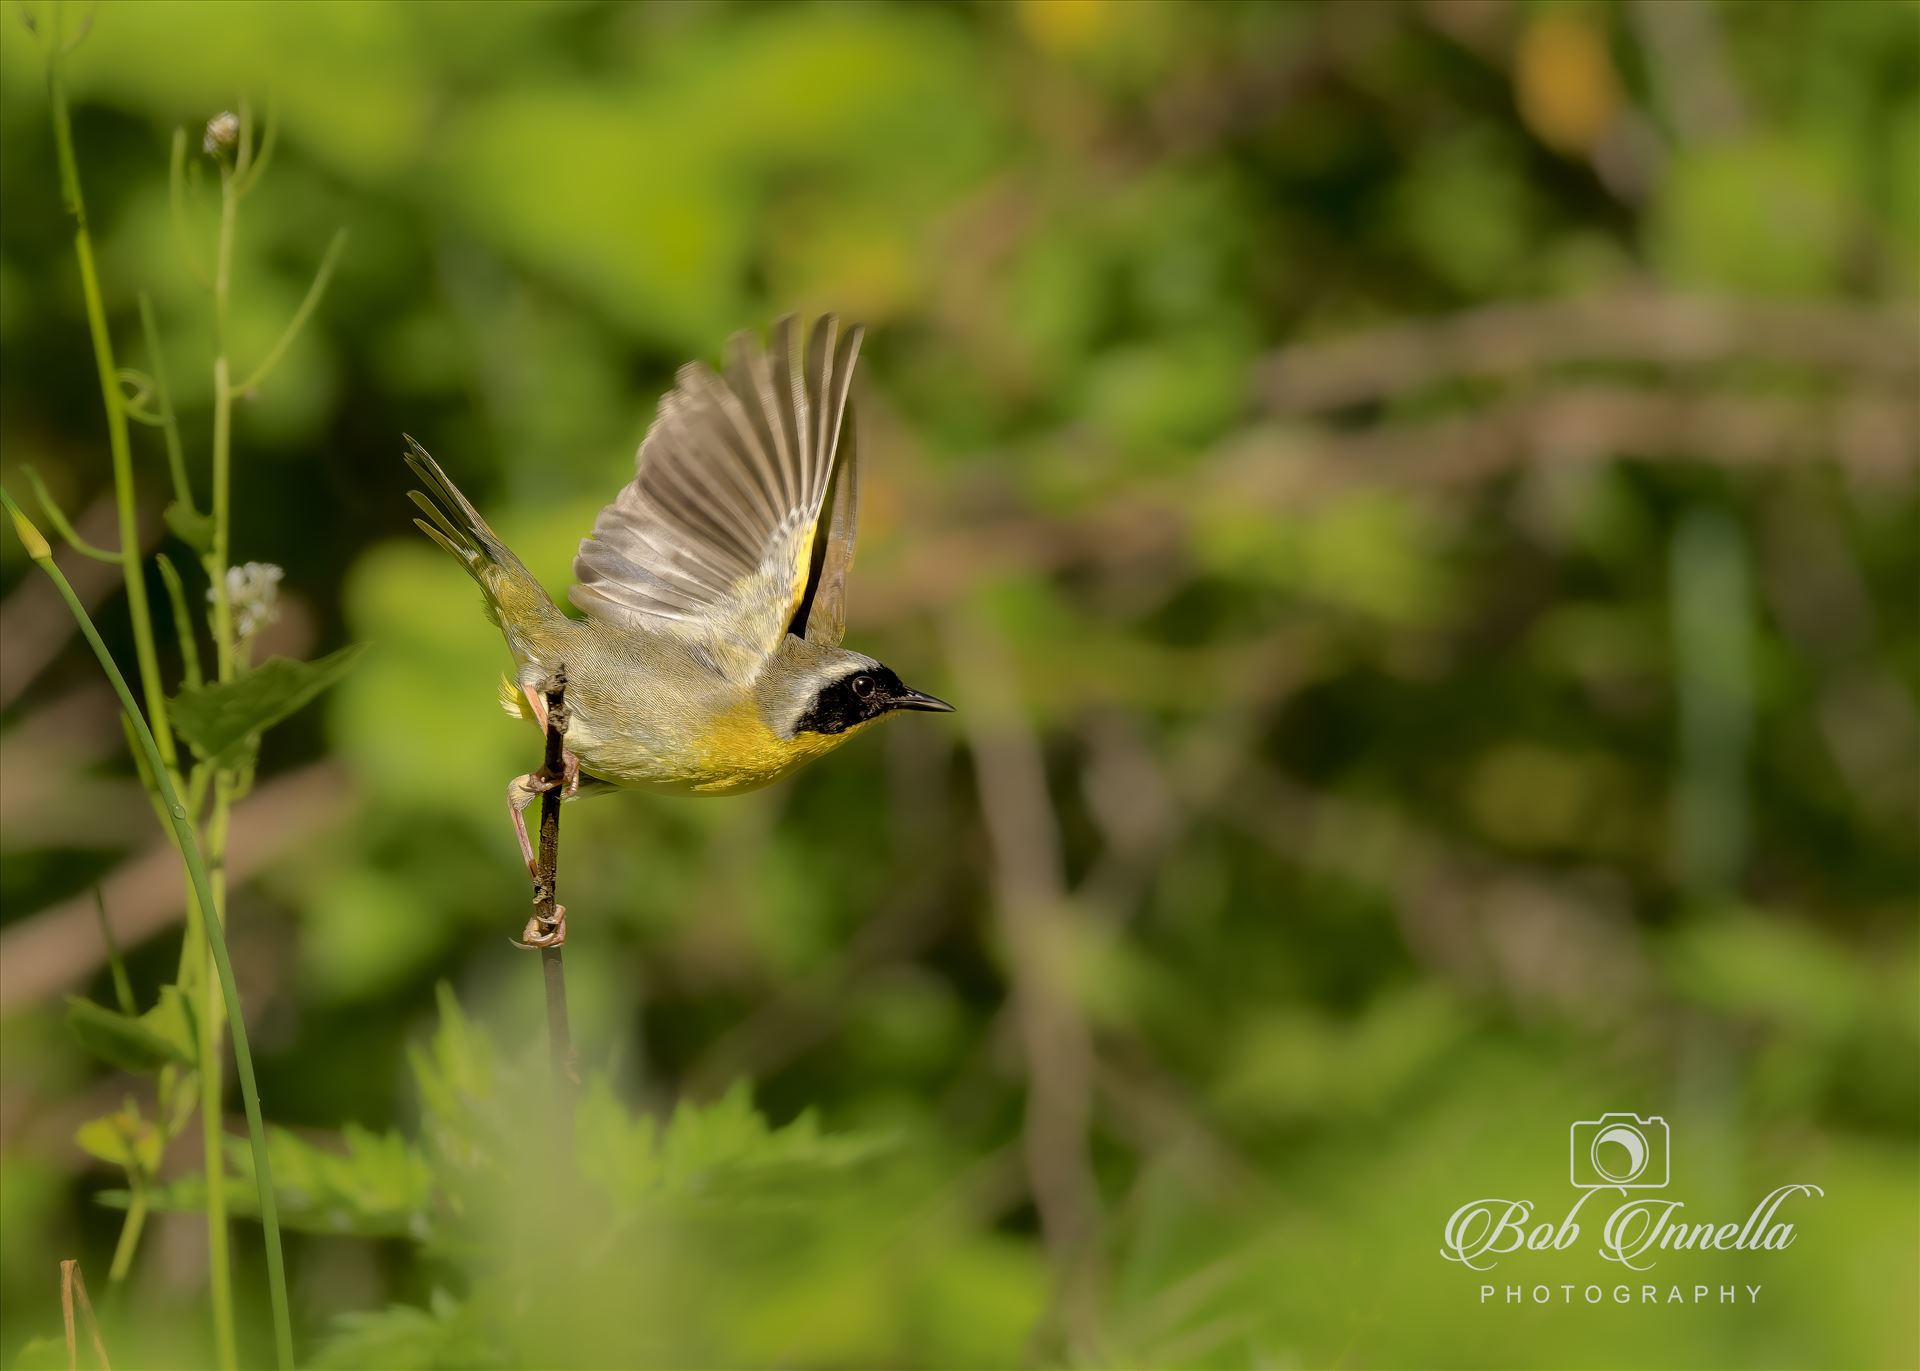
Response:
[4,491,295,1371]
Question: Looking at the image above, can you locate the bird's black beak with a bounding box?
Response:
[893,687,955,714]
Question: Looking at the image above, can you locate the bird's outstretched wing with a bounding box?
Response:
[571,314,864,681]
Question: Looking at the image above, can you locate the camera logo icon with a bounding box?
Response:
[1569,1113,1670,1189]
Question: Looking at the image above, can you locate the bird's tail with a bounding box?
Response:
[403,436,561,633]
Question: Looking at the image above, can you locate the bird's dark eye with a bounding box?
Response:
[849,673,874,700]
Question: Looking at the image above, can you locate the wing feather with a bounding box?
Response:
[791,319,861,646]
[571,315,865,680]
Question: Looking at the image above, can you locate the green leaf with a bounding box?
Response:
[171,643,367,769]
[311,1295,498,1371]
[103,1122,433,1239]
[406,981,496,1144]
[11,1336,71,1370]
[65,996,193,1073]
[141,985,200,1067]
[578,1079,895,1209]
[75,1100,164,1174]
[75,1116,136,1169]
[163,499,214,552]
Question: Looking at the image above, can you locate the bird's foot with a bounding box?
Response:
[514,903,566,949]
[525,749,582,797]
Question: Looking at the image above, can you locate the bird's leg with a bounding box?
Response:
[510,679,576,944]
[506,759,578,877]
[507,768,569,942]
[507,773,543,877]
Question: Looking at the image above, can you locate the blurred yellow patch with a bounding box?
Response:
[1466,742,1644,856]
[1515,9,1620,156]
[1018,0,1110,55]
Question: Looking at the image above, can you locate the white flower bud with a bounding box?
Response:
[204,111,239,156]
[212,561,284,643]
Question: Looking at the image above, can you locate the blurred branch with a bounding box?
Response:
[855,366,1913,640]
[1260,292,1917,415]
[1630,0,1748,146]
[1232,383,1916,501]
[683,875,954,1099]
[1758,501,1920,833]
[1232,764,1653,1022]
[945,613,1104,1362]
[1671,509,1755,895]
[0,685,144,850]
[0,490,157,710]
[0,763,352,1012]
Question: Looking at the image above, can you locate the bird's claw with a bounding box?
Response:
[514,903,566,949]
[527,750,582,797]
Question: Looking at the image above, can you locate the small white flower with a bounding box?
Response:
[204,111,239,156]
[212,561,284,642]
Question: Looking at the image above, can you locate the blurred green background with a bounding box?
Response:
[1,1,1915,1368]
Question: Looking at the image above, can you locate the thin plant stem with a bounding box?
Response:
[234,227,346,398]
[155,555,204,690]
[168,127,210,289]
[199,961,234,1369]
[138,293,196,516]
[106,1171,148,1288]
[198,141,244,1371]
[200,771,238,1370]
[4,494,294,1371]
[21,467,119,562]
[232,98,278,198]
[209,167,237,684]
[45,20,178,775]
[90,888,136,1017]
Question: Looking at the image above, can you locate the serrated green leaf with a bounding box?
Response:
[163,499,214,552]
[310,1297,497,1371]
[578,1078,895,1209]
[65,996,193,1073]
[407,981,495,1145]
[171,643,367,769]
[103,1122,433,1238]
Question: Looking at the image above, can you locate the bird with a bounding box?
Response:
[403,314,951,938]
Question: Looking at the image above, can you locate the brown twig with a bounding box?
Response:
[519,667,578,1132]
[59,1259,110,1370]
[944,615,1104,1363]
[0,492,157,711]
[1259,292,1918,416]
[1227,383,1917,504]
[0,763,351,1012]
